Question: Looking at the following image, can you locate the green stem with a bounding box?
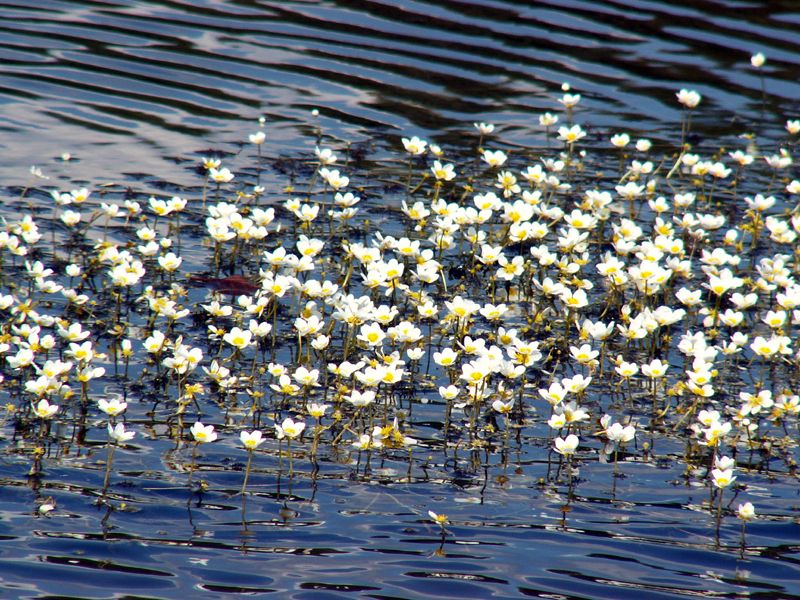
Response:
[241,449,254,495]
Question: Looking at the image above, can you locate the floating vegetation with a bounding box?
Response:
[2,77,800,568]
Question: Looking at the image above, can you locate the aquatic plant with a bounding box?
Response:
[2,70,799,561]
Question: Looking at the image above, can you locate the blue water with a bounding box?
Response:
[1,1,800,598]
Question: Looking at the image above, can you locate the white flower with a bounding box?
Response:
[240,430,265,450]
[276,417,305,439]
[190,422,218,443]
[715,455,735,471]
[711,467,736,488]
[315,146,337,164]
[606,422,636,444]
[293,366,320,387]
[737,502,756,520]
[319,168,349,190]
[558,93,581,108]
[439,385,459,400]
[32,399,59,419]
[492,399,513,414]
[108,422,136,443]
[157,252,182,272]
[60,210,81,226]
[98,398,127,417]
[346,389,376,407]
[308,403,329,418]
[431,161,456,181]
[352,433,381,450]
[401,136,427,155]
[554,434,579,456]
[208,167,234,183]
[223,327,254,350]
[482,149,507,167]
[474,122,495,134]
[676,88,701,108]
[428,510,449,526]
[557,124,586,144]
[610,133,630,148]
[641,359,669,378]
[249,131,266,145]
[536,112,558,128]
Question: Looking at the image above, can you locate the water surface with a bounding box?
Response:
[1,0,798,186]
[1,1,800,599]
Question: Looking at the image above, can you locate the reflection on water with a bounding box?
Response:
[0,0,798,187]
[2,1,800,599]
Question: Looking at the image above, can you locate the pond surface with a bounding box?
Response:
[1,1,800,599]
[2,0,799,185]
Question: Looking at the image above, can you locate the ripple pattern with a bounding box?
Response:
[0,0,798,184]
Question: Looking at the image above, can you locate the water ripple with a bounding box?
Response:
[1,1,800,598]
[0,0,797,185]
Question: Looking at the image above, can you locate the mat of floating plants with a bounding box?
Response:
[3,95,800,597]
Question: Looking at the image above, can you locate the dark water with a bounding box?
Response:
[1,0,799,186]
[1,1,800,599]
